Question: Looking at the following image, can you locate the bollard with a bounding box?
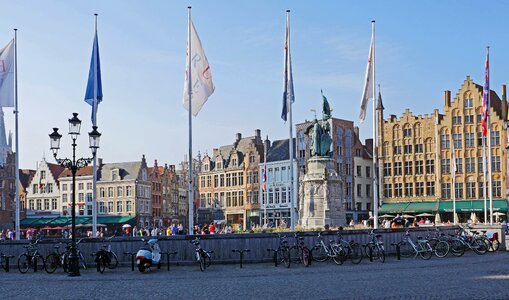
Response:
[368,245,373,262]
[391,243,401,260]
[2,255,14,272]
[34,256,38,272]
[232,249,250,269]
[124,252,136,271]
[267,249,278,267]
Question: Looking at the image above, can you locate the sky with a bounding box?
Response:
[1,0,508,169]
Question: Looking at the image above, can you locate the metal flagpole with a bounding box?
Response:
[486,47,493,225]
[264,136,268,227]
[14,29,20,239]
[92,13,98,238]
[452,134,457,224]
[286,10,295,231]
[187,6,194,235]
[483,135,487,223]
[371,20,379,229]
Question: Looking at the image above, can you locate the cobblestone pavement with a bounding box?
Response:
[1,251,508,300]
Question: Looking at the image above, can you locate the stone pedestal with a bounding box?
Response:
[299,156,346,228]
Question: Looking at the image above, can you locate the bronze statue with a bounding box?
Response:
[308,91,332,157]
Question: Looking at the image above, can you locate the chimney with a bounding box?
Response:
[444,90,451,107]
[255,129,261,140]
[236,132,242,141]
[502,84,507,121]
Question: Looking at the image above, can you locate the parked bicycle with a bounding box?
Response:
[190,237,213,272]
[93,236,119,273]
[18,239,46,273]
[336,232,363,264]
[425,229,450,258]
[397,230,433,260]
[363,230,385,263]
[311,232,343,265]
[456,226,488,255]
[44,242,68,273]
[289,233,311,267]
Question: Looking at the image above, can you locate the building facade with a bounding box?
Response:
[58,165,95,217]
[197,130,264,230]
[353,139,374,222]
[148,160,163,227]
[378,77,509,221]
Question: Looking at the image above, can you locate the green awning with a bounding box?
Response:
[438,199,508,213]
[404,202,438,213]
[379,203,409,214]
[97,216,136,225]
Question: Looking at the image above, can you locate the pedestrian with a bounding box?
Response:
[209,223,216,235]
[171,224,178,236]
[178,224,184,235]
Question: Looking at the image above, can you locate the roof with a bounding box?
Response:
[47,163,66,182]
[99,161,142,181]
[148,166,164,176]
[19,169,36,189]
[266,138,296,162]
[59,165,95,178]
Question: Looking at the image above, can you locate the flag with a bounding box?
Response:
[39,177,43,193]
[45,183,50,193]
[84,30,103,125]
[281,13,294,122]
[481,50,489,136]
[183,19,214,116]
[261,166,267,191]
[359,28,374,123]
[0,39,15,107]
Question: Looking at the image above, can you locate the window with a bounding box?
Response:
[478,181,484,198]
[394,162,402,176]
[426,182,435,196]
[275,188,280,204]
[415,160,423,175]
[62,184,67,191]
[357,166,362,177]
[99,202,106,213]
[477,132,484,146]
[416,182,424,196]
[491,131,500,146]
[47,183,53,193]
[36,199,42,210]
[478,157,484,173]
[452,133,462,149]
[404,145,412,154]
[78,183,84,190]
[441,159,450,174]
[108,187,114,197]
[366,166,371,178]
[441,183,451,199]
[44,199,50,210]
[454,183,463,199]
[492,181,501,197]
[116,201,123,212]
[452,116,461,124]
[51,199,57,210]
[207,175,212,187]
[87,182,92,190]
[465,133,474,148]
[86,193,92,202]
[404,161,412,175]
[62,206,67,215]
[403,128,412,137]
[476,114,482,123]
[441,134,450,149]
[87,205,92,215]
[238,172,244,185]
[464,115,474,123]
[220,174,225,187]
[405,183,413,197]
[366,184,371,197]
[126,201,131,212]
[239,191,244,206]
[100,188,105,198]
[126,186,132,196]
[226,173,231,187]
[79,193,84,202]
[393,146,402,155]
[465,157,475,173]
[108,201,113,213]
[394,183,402,197]
[249,154,255,163]
[415,144,423,153]
[357,184,362,197]
[464,98,473,107]
[40,170,46,179]
[467,182,475,198]
[63,193,68,203]
[117,186,123,197]
[214,175,218,188]
[383,163,391,176]
[455,158,463,173]
[217,161,222,169]
[384,184,392,198]
[491,156,501,172]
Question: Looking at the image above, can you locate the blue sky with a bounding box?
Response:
[1,1,508,169]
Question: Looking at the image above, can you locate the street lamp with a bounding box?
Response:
[49,112,101,277]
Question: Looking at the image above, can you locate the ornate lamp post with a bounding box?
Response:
[49,113,101,277]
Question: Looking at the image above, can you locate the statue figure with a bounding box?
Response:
[309,91,332,156]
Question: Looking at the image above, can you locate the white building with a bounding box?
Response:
[259,138,298,227]
[353,139,374,222]
[58,165,95,217]
[25,158,65,219]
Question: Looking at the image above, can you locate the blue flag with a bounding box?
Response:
[84,31,102,125]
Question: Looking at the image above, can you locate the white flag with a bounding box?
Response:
[183,20,214,116]
[359,30,374,123]
[0,39,15,108]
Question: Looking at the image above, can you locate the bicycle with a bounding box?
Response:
[363,230,385,263]
[190,237,213,272]
[336,232,363,264]
[311,232,344,265]
[44,242,68,273]
[474,229,499,252]
[289,233,311,267]
[18,239,46,273]
[397,230,433,260]
[425,229,450,258]
[456,226,488,255]
[93,236,119,273]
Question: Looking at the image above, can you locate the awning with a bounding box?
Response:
[98,216,136,225]
[404,202,438,213]
[20,216,137,227]
[438,199,508,213]
[378,202,409,214]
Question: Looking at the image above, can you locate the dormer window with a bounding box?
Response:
[112,169,119,181]
[40,170,46,180]
[142,169,148,181]
[216,161,222,169]
[232,159,237,166]
[204,164,209,171]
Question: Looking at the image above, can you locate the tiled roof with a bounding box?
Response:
[59,165,95,178]
[19,169,36,189]
[267,138,296,162]
[99,161,142,181]
[47,163,66,182]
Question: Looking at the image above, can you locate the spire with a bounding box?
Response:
[376,85,384,110]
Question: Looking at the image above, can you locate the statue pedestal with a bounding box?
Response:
[299,156,346,228]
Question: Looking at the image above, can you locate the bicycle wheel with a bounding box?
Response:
[34,255,45,272]
[491,239,500,252]
[281,248,291,268]
[398,242,415,258]
[302,247,310,267]
[78,251,87,270]
[331,246,345,265]
[449,239,465,257]
[198,255,205,272]
[376,245,385,263]
[98,254,106,274]
[18,254,30,274]
[204,253,211,268]
[418,243,432,260]
[45,253,59,273]
[472,238,487,255]
[349,244,363,264]
[311,245,328,262]
[434,241,449,258]
[106,252,118,269]
[62,253,69,273]
[289,246,301,263]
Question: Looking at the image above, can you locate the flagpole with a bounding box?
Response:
[264,135,268,227]
[452,134,457,225]
[14,28,20,239]
[371,20,379,229]
[286,10,295,231]
[483,135,487,223]
[187,6,194,235]
[486,46,493,225]
[92,13,98,238]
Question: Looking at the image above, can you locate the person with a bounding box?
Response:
[177,224,184,235]
[419,218,425,225]
[171,224,178,236]
[209,223,216,235]
[349,219,355,227]
[404,218,411,228]
[502,220,508,234]
[425,218,431,225]
[225,224,232,234]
